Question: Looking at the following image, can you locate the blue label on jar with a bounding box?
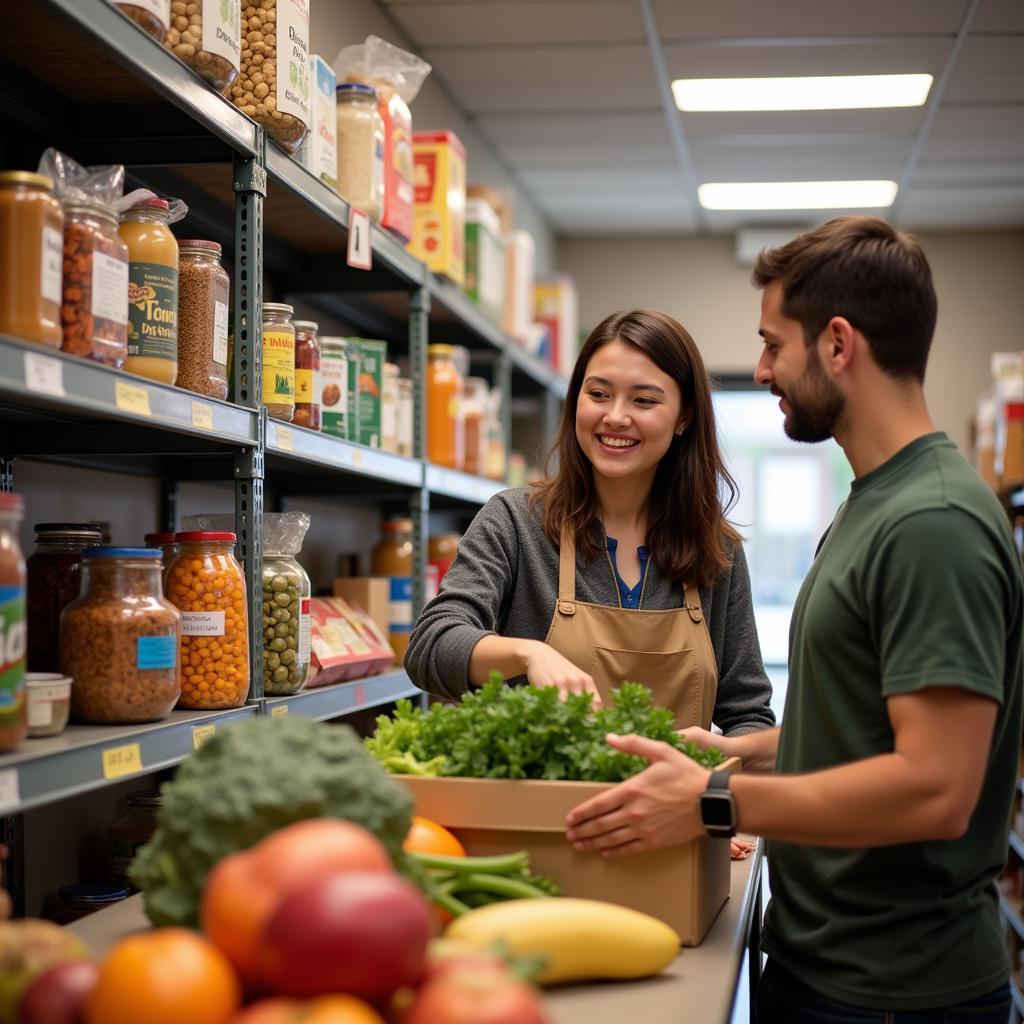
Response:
[388,576,413,633]
[137,635,177,670]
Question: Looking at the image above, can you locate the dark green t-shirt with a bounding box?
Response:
[762,433,1024,1009]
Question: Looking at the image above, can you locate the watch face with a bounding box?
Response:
[700,792,734,828]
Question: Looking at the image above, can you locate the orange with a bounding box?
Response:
[86,927,240,1024]
[230,996,386,1023]
[403,816,466,858]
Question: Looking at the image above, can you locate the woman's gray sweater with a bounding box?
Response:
[405,487,776,736]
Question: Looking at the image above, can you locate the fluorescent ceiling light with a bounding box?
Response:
[672,74,933,112]
[698,181,898,211]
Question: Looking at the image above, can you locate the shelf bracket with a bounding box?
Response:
[235,410,265,703]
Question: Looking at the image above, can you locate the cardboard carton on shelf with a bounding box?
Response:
[308,597,394,688]
[395,756,739,946]
[409,130,466,285]
[332,576,390,640]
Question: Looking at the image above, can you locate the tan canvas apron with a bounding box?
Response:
[544,528,719,728]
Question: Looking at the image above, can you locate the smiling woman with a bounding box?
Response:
[405,309,776,739]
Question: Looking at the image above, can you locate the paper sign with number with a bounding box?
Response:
[347,209,372,270]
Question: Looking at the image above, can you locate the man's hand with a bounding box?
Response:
[564,733,709,857]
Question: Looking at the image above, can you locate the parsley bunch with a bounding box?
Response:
[364,675,724,782]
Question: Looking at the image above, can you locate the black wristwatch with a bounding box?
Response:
[699,772,737,839]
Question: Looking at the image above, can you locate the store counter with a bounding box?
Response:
[68,841,763,1024]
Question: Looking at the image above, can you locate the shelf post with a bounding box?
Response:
[235,414,265,705]
[409,277,430,631]
[497,352,513,479]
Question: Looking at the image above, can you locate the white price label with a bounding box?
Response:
[298,598,311,664]
[24,352,65,397]
[181,610,226,636]
[91,253,129,324]
[40,226,63,305]
[0,769,19,814]
[347,209,372,270]
[213,301,229,365]
[275,425,294,451]
[276,0,310,124]
[202,0,241,70]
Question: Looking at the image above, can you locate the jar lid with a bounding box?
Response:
[58,883,130,905]
[0,494,24,513]
[125,790,163,808]
[293,320,319,331]
[263,302,295,317]
[337,82,378,99]
[26,672,72,688]
[129,197,170,211]
[144,532,177,544]
[0,171,53,190]
[175,531,237,543]
[381,518,413,533]
[427,344,457,357]
[34,522,102,536]
[383,362,400,376]
[84,546,162,559]
[179,239,222,254]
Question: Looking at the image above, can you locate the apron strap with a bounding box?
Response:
[682,580,704,623]
[558,527,576,615]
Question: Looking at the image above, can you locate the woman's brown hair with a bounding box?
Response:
[531,309,740,588]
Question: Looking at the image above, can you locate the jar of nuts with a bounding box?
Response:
[176,240,230,399]
[233,0,311,154]
[167,532,250,709]
[292,320,321,430]
[114,0,170,42]
[164,0,241,94]
[60,547,182,724]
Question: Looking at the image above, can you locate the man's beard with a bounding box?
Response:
[779,349,846,444]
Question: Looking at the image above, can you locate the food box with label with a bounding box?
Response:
[296,55,338,190]
[408,131,466,285]
[464,198,505,323]
[503,229,535,346]
[331,576,390,641]
[345,338,386,448]
[307,596,393,688]
[535,275,578,376]
[395,759,738,946]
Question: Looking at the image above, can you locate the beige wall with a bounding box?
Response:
[558,230,1024,455]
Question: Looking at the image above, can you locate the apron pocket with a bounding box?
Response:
[592,647,704,728]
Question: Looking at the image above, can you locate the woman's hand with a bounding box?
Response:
[523,641,603,708]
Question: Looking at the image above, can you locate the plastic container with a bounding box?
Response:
[60,202,129,367]
[0,171,63,347]
[176,240,229,399]
[26,522,102,673]
[0,494,26,752]
[109,790,162,888]
[259,513,312,697]
[335,84,385,224]
[320,336,351,438]
[427,344,464,469]
[397,377,414,457]
[55,882,130,924]
[371,517,413,664]
[262,302,296,422]
[25,673,71,739]
[119,198,179,385]
[293,320,322,431]
[167,532,249,709]
[381,361,400,453]
[164,0,240,93]
[463,376,489,477]
[143,531,178,572]
[61,548,182,724]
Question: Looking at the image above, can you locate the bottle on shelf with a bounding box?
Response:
[262,303,297,423]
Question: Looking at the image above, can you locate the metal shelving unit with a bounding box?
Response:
[264,671,420,722]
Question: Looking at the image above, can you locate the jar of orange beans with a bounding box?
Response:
[167,532,249,709]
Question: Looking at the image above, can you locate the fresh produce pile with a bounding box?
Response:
[365,677,725,780]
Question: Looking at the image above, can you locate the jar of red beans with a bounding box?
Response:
[26,522,102,673]
[293,320,321,431]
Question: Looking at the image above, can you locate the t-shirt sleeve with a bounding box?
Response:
[867,508,1015,704]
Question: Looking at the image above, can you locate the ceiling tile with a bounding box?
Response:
[923,105,1024,161]
[691,144,911,182]
[944,35,1024,102]
[972,0,1024,33]
[679,108,925,138]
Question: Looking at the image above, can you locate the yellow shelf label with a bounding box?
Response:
[102,743,143,780]
[191,402,214,430]
[352,449,364,469]
[271,705,289,718]
[192,724,216,749]
[115,381,152,417]
[276,426,294,451]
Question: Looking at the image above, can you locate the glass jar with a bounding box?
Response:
[60,203,129,367]
[119,199,179,385]
[55,883,131,924]
[176,240,230,399]
[381,362,400,453]
[428,533,461,587]
[0,172,63,347]
[427,344,464,470]
[262,302,296,422]
[320,336,350,438]
[485,386,507,482]
[293,320,322,431]
[463,376,490,477]
[0,494,26,752]
[109,790,162,888]
[335,84,385,224]
[26,523,102,673]
[164,0,240,94]
[371,517,413,664]
[167,533,249,709]
[261,554,311,695]
[396,377,414,457]
[25,672,72,739]
[61,548,182,724]
[115,0,169,41]
[143,531,178,573]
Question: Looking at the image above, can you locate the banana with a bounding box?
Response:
[445,897,680,985]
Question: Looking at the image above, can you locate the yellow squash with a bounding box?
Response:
[445,897,680,985]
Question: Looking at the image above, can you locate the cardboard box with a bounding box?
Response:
[503,230,535,345]
[380,89,414,243]
[396,760,738,946]
[346,338,387,448]
[331,576,390,640]
[409,131,466,285]
[464,198,506,323]
[535,275,579,377]
[297,55,338,190]
[308,597,393,687]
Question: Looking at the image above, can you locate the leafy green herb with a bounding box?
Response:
[364,675,724,782]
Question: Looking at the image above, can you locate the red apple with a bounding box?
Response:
[404,965,548,1024]
[17,959,99,1024]
[258,871,432,1002]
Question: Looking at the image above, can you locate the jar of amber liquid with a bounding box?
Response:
[0,172,64,347]
[119,198,179,385]
[371,517,413,664]
[426,344,464,469]
[262,303,296,423]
